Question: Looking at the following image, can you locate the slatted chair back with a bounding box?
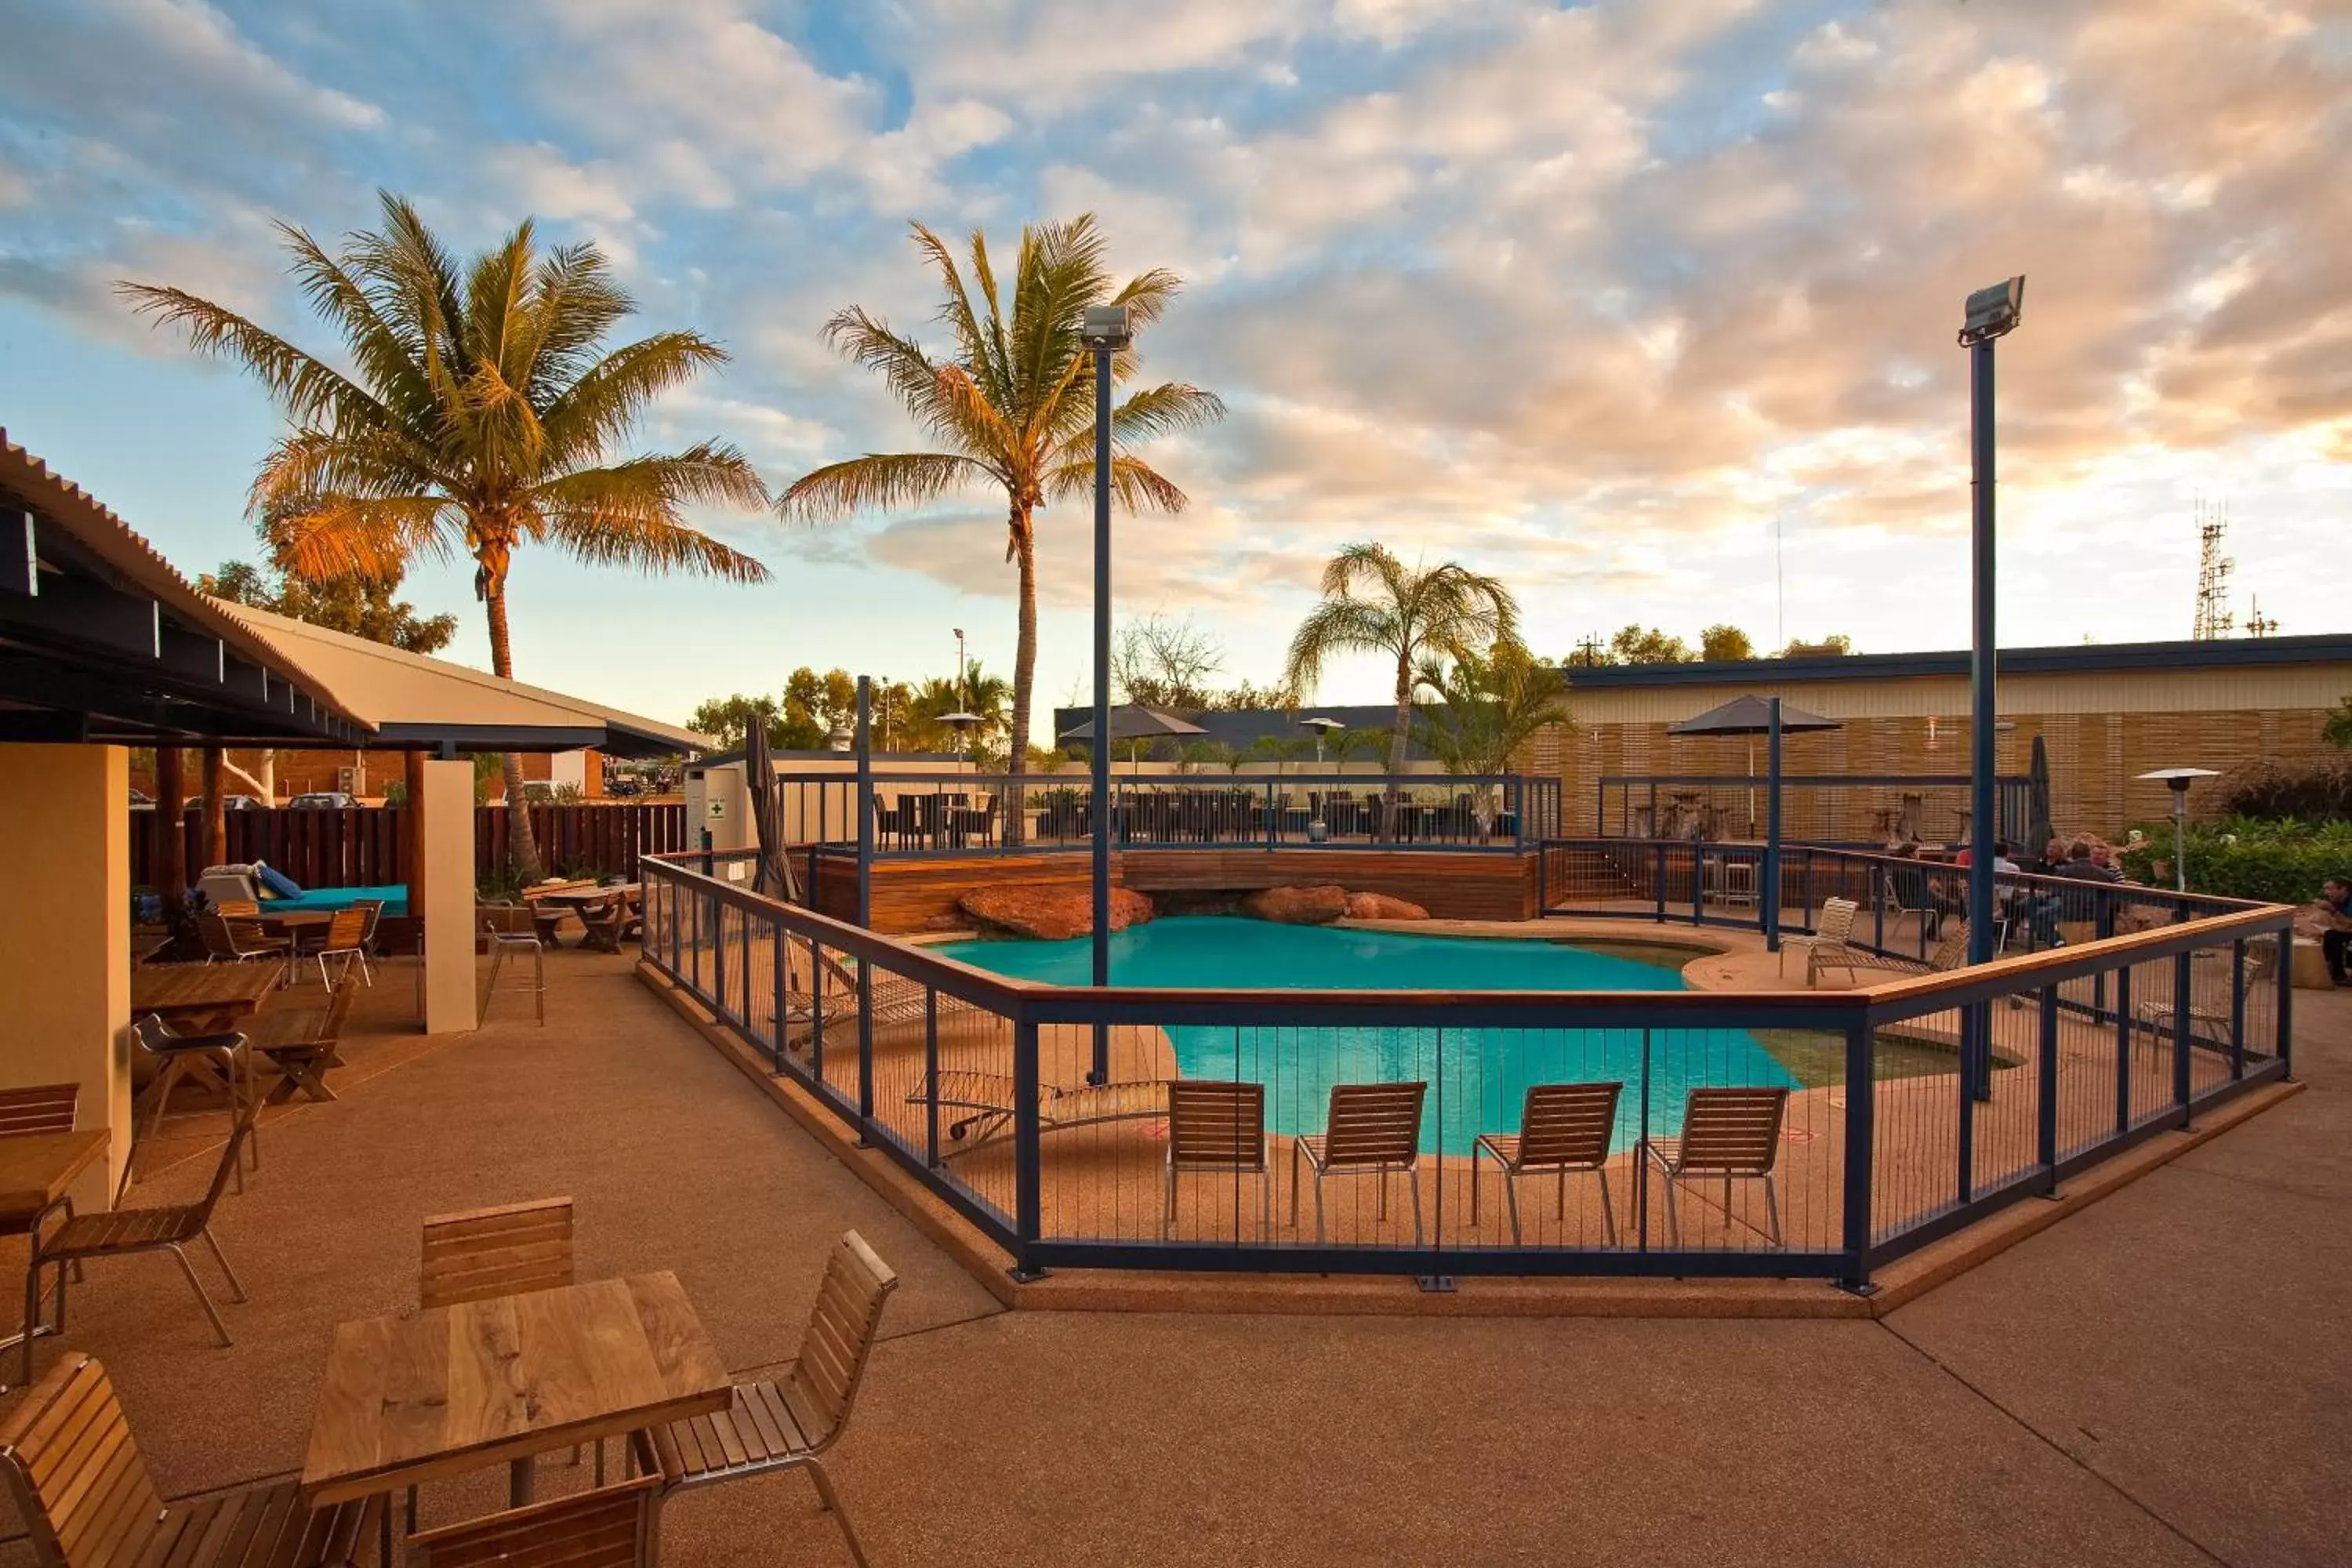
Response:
[321,906,369,953]
[1814,897,1858,946]
[214,899,260,918]
[1319,1082,1428,1169]
[412,1475,659,1568]
[196,914,241,961]
[350,900,385,944]
[0,1354,164,1568]
[1926,922,1972,972]
[419,1198,575,1310]
[320,971,360,1044]
[1167,1081,1266,1170]
[1514,1082,1622,1169]
[1673,1088,1788,1177]
[782,1231,898,1452]
[191,1116,259,1227]
[0,1084,78,1138]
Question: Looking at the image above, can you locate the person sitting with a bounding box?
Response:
[2307,876,2352,984]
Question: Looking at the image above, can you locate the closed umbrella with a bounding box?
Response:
[743,723,800,904]
[2026,734,2054,862]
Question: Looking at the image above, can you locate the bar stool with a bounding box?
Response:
[480,913,546,1025]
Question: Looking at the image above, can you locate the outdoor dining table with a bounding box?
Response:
[301,1269,730,1511]
[0,1127,110,1371]
[528,884,643,950]
[131,961,281,1034]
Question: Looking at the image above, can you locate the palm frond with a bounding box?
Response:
[1106,382,1225,445]
[910,223,1011,412]
[539,331,731,471]
[114,282,389,434]
[1283,597,1401,695]
[270,493,458,582]
[1041,452,1189,512]
[778,452,991,522]
[818,307,962,437]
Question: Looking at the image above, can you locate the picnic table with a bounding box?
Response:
[132,962,280,1033]
[303,1270,729,1509]
[528,884,643,952]
[0,1127,110,1367]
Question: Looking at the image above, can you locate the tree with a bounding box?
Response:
[1113,612,1223,709]
[200,557,458,655]
[2325,696,2352,750]
[779,216,1225,839]
[1699,623,1755,662]
[1608,625,1698,665]
[782,667,859,749]
[1283,542,1519,783]
[1781,634,1856,657]
[121,191,771,883]
[688,694,784,751]
[1413,641,1571,778]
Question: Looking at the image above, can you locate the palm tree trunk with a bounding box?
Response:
[1384,652,1414,841]
[483,581,547,885]
[1004,504,1036,848]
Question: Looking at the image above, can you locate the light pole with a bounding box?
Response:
[1082,303,1131,1085]
[953,627,967,702]
[1958,274,2024,1112]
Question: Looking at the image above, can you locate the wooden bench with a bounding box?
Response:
[243,975,357,1103]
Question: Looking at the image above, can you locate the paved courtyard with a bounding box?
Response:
[3,944,2343,1566]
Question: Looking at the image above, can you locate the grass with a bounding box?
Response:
[1756,1028,2021,1089]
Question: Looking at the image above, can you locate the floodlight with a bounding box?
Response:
[1958,275,2026,345]
[1080,304,1133,351]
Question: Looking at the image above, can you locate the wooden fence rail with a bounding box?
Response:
[131,802,689,891]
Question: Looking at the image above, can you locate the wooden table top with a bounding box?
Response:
[0,1129,109,1218]
[301,1271,730,1505]
[131,963,281,1017]
[532,884,642,908]
[254,909,333,931]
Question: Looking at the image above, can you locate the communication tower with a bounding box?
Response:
[2192,499,2234,640]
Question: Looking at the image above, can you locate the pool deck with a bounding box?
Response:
[8,941,2343,1565]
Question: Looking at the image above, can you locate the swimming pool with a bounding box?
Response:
[935,917,1796,1152]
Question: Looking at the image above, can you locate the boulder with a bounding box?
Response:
[1343,891,1430,921]
[958,882,1153,941]
[1241,884,1352,925]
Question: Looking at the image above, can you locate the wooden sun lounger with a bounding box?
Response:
[904,1069,1168,1157]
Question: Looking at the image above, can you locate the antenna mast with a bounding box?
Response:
[2192,498,2234,640]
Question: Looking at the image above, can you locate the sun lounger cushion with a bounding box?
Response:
[253,862,304,900]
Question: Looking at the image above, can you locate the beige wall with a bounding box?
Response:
[419,759,477,1035]
[0,745,130,1201]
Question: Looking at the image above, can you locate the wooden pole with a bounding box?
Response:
[201,748,227,868]
[154,746,186,899]
[405,749,427,912]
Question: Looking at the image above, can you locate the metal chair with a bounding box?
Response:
[0,1086,81,1377]
[197,913,289,978]
[306,900,382,988]
[631,1232,898,1568]
[1290,1082,1428,1243]
[481,910,546,1025]
[1163,1080,1270,1238]
[412,1477,658,1568]
[30,1116,254,1377]
[0,1353,381,1568]
[1472,1081,1624,1245]
[131,1013,252,1189]
[1642,1087,1790,1249]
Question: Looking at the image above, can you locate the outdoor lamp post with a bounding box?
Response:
[1957,274,2024,1109]
[1301,717,1343,842]
[1082,303,1131,1083]
[2138,768,2220,891]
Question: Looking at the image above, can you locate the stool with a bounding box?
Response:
[481,923,546,1025]
[2291,937,2336,990]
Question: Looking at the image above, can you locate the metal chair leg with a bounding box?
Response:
[1409,1169,1424,1247]
[143,1058,185,1143]
[1503,1167,1523,1246]
[1762,1176,1784,1250]
[200,1229,248,1301]
[805,1459,872,1568]
[1598,1169,1618,1247]
[167,1243,234,1345]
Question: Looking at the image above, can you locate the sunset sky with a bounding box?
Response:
[2,0,2345,735]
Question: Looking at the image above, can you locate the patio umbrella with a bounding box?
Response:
[1666,696,1842,835]
[2026,734,2054,860]
[742,723,800,905]
[1056,705,1207,771]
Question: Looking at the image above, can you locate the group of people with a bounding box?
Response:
[1884,834,2138,946]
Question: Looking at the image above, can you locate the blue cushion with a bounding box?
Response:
[254,863,304,899]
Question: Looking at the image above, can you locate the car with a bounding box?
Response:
[182,794,269,811]
[128,788,154,810]
[287,791,359,809]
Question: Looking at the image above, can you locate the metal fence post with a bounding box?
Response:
[2229,938,2247,1082]
[2114,964,2132,1134]
[924,991,941,1167]
[2037,984,2060,1192]
[770,910,787,1073]
[1956,1004,1976,1206]
[1011,1018,1044,1281]
[2172,949,2194,1120]
[1839,1017,1875,1292]
[2277,927,2294,1080]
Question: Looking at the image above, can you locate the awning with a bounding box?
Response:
[215,602,710,758]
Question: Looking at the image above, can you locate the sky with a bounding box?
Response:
[2,0,2347,739]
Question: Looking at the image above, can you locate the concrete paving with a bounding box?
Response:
[1,948,2343,1566]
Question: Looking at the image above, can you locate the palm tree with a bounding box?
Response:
[1283,543,1520,780]
[119,191,772,880]
[779,216,1224,840]
[1414,641,1570,827]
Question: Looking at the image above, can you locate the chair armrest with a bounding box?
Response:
[159,1031,248,1052]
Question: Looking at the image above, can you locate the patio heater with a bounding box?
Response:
[1958,274,2024,1106]
[1300,716,1344,842]
[2138,768,2219,891]
[1082,302,1132,1085]
[938,711,981,776]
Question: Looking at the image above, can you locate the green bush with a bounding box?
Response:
[2120,818,2352,904]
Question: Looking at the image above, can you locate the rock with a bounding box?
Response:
[1343,891,1430,921]
[958,883,1153,941]
[1241,884,1352,925]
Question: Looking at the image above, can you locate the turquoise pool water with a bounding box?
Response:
[935,917,1795,1152]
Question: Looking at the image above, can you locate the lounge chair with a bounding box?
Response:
[1292,1081,1428,1244]
[1782,897,1859,985]
[1164,1080,1271,1236]
[905,1069,1168,1158]
[784,944,974,1050]
[631,1232,898,1568]
[0,1354,381,1568]
[1472,1081,1623,1245]
[1798,901,1971,988]
[1641,1087,1789,1249]
[31,1117,253,1373]
[2133,942,2277,1047]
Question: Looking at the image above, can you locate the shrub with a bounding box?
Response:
[2120,818,2352,904]
[2211,758,2352,823]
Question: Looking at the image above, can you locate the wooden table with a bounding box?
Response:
[531,886,642,952]
[302,1271,730,1508]
[0,1127,111,1366]
[131,963,281,1033]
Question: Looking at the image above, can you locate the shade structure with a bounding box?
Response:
[2025,734,2055,856]
[1055,705,1208,743]
[743,723,800,904]
[1665,695,1842,736]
